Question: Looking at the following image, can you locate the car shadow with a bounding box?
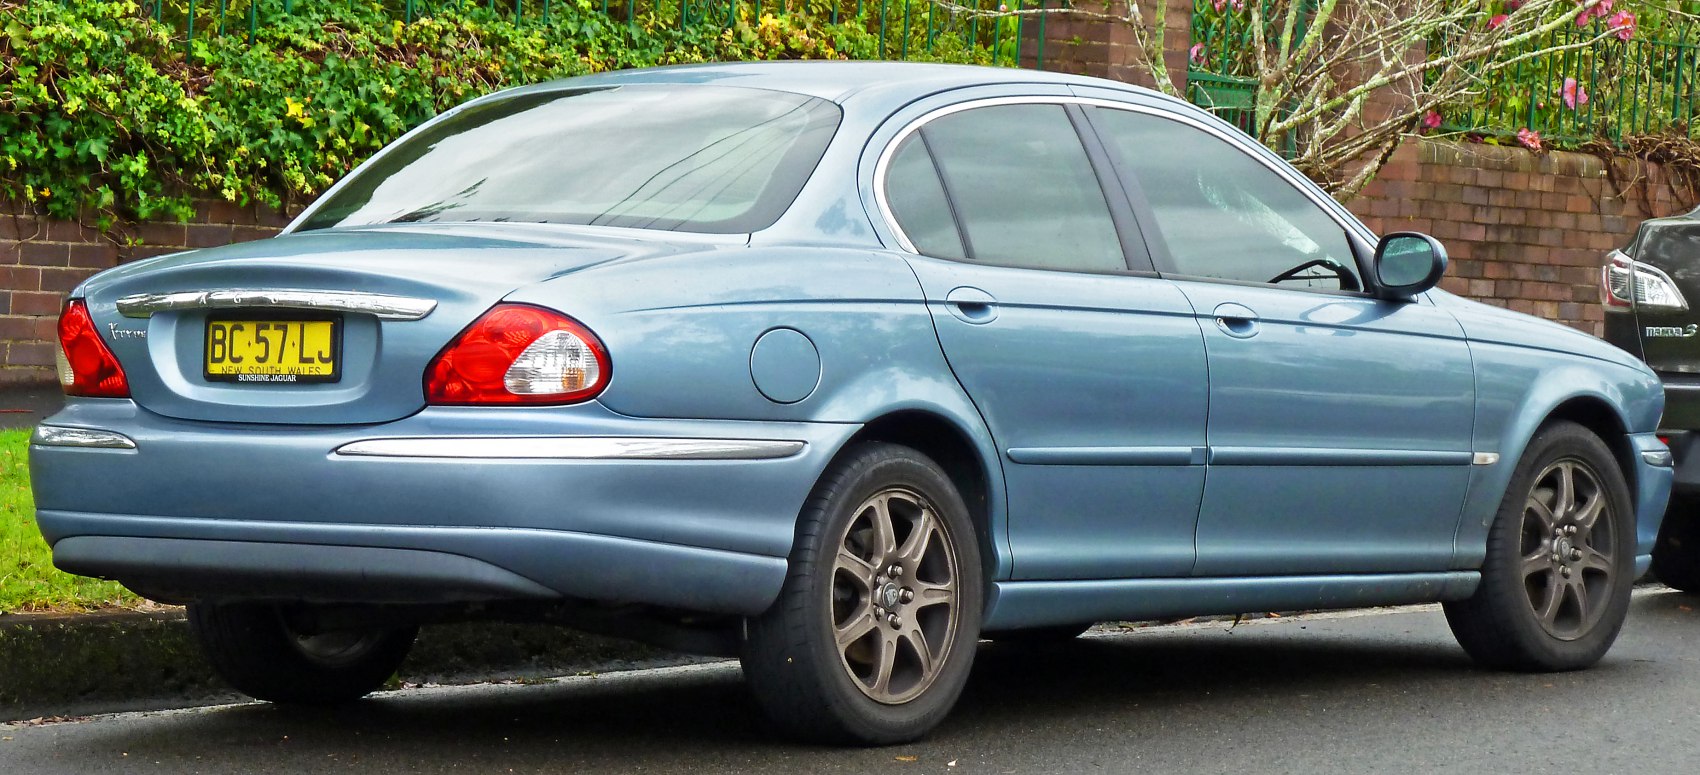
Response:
[67,615,1497,763]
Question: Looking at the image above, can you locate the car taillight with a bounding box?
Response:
[1602,249,1688,312]
[55,299,130,398]
[424,304,609,405]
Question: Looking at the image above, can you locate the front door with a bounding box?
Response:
[1085,104,1477,576]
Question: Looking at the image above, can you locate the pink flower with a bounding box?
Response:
[1212,0,1226,10]
[1489,14,1509,29]
[1562,77,1588,109]
[1609,10,1636,40]
[1516,128,1543,151]
[1422,111,1443,131]
[1189,43,1208,65]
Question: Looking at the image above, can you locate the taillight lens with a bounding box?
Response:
[56,299,130,398]
[1603,250,1688,312]
[424,304,609,405]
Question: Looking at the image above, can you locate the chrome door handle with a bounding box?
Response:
[1212,302,1260,339]
[945,287,998,324]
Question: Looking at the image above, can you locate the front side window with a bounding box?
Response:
[298,85,841,234]
[884,103,1126,273]
[1090,108,1360,291]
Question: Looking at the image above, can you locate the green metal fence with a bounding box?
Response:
[112,0,1062,70]
[1437,27,1700,143]
[1187,0,1700,145]
[1186,0,1311,140]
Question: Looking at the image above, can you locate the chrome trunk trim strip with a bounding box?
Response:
[116,290,437,320]
[334,437,807,461]
[32,425,138,450]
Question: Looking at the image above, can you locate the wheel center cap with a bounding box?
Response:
[1554,536,1574,560]
[881,583,902,609]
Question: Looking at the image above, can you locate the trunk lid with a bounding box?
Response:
[79,224,722,425]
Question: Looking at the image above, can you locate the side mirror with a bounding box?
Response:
[1374,232,1448,299]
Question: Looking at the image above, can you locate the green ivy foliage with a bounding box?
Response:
[0,0,991,228]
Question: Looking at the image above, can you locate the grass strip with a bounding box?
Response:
[0,428,139,614]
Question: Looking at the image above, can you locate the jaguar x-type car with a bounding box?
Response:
[33,62,1671,744]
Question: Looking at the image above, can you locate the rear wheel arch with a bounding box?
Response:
[821,410,1000,584]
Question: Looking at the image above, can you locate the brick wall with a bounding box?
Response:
[1039,0,1192,90]
[1350,138,1697,337]
[0,202,292,384]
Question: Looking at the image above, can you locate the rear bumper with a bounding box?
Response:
[1660,428,1700,497]
[30,399,860,615]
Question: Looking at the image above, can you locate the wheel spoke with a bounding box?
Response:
[1552,462,1577,520]
[1526,497,1558,533]
[911,578,954,608]
[835,544,877,581]
[900,623,937,677]
[1535,571,1565,626]
[836,607,879,648]
[1573,490,1605,533]
[1579,546,1614,575]
[896,505,937,566]
[869,629,898,695]
[1568,577,1591,626]
[1520,550,1552,581]
[869,495,899,560]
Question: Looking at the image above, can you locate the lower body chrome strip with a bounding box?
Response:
[334,436,807,461]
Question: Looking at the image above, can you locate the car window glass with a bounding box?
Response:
[298,85,840,234]
[885,135,966,259]
[1091,108,1359,290]
[918,104,1125,272]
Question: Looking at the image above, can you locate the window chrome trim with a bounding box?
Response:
[870,95,1377,264]
[334,436,807,461]
[31,425,138,450]
[116,290,437,321]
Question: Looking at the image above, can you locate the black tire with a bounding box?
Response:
[1443,421,1635,671]
[1652,499,1700,593]
[188,602,418,704]
[741,442,984,746]
[985,624,1093,643]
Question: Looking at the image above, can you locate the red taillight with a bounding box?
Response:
[56,299,130,398]
[424,304,610,405]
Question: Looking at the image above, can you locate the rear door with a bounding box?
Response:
[877,97,1209,580]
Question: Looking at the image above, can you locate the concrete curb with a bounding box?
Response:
[0,609,697,722]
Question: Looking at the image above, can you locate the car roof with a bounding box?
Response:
[499,60,1164,106]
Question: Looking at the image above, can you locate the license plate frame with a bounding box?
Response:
[204,313,343,384]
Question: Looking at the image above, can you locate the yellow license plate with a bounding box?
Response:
[204,318,341,383]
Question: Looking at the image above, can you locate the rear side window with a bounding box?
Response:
[885,136,966,259]
[298,85,841,234]
[885,103,1126,273]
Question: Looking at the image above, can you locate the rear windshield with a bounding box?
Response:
[296,85,841,234]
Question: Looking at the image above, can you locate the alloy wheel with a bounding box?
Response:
[1520,458,1618,640]
[830,487,960,705]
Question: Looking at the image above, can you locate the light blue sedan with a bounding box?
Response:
[32,62,1672,744]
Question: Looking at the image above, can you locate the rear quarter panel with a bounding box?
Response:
[501,248,1014,575]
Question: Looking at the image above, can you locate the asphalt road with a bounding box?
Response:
[4,589,1697,774]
